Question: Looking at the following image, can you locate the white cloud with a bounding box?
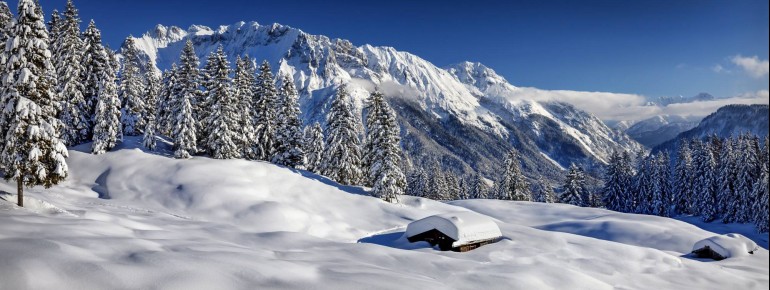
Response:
[730,55,769,78]
[502,87,769,122]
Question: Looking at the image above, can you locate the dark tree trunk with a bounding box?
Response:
[17,178,23,207]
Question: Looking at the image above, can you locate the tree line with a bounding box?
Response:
[406,134,769,233]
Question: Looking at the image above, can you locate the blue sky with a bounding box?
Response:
[9,0,770,100]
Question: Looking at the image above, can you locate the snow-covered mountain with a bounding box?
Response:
[653,104,769,153]
[128,21,643,180]
[624,115,700,148]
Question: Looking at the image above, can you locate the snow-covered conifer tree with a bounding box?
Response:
[560,163,588,206]
[56,0,89,146]
[232,56,256,158]
[717,137,740,223]
[445,173,461,201]
[752,137,769,233]
[364,91,406,202]
[692,139,718,222]
[533,176,557,203]
[633,154,654,214]
[203,46,239,159]
[157,64,178,136]
[0,0,69,207]
[177,40,204,148]
[91,49,121,154]
[672,140,694,215]
[81,20,108,124]
[2,0,60,157]
[272,74,305,168]
[497,149,530,201]
[173,91,197,159]
[119,37,146,136]
[320,84,363,185]
[734,134,761,223]
[302,122,324,173]
[253,60,278,161]
[602,150,631,211]
[406,168,428,198]
[468,172,490,199]
[650,152,672,217]
[143,62,160,124]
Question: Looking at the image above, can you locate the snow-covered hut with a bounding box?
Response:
[691,233,759,260]
[405,211,502,252]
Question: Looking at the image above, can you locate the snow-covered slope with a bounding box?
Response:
[625,115,700,148]
[446,61,644,164]
[0,140,767,289]
[653,104,769,153]
[128,21,642,180]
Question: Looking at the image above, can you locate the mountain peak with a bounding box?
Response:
[445,61,511,92]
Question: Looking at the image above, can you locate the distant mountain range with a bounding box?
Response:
[624,115,700,148]
[126,21,644,182]
[653,104,769,153]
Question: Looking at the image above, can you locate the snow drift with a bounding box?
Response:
[0,138,767,290]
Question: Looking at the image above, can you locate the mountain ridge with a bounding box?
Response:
[127,20,644,181]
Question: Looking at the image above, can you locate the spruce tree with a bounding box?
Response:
[469,172,490,199]
[0,2,12,40]
[233,56,256,158]
[47,9,62,82]
[734,134,761,223]
[203,46,239,159]
[320,84,363,185]
[406,168,428,198]
[602,150,628,211]
[560,163,588,206]
[672,140,694,215]
[2,0,60,158]
[119,37,146,136]
[144,63,160,124]
[0,0,69,207]
[718,137,740,222]
[633,155,654,214]
[173,91,197,159]
[157,64,179,136]
[303,122,324,173]
[176,40,204,149]
[91,49,121,154]
[272,74,305,168]
[364,91,406,202]
[497,148,530,201]
[253,60,278,161]
[533,176,556,203]
[56,0,88,146]
[752,137,769,233]
[693,139,718,222]
[81,20,108,128]
[650,152,672,217]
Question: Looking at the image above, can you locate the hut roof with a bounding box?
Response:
[405,211,502,248]
[692,233,758,259]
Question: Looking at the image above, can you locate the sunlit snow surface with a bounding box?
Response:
[0,137,767,290]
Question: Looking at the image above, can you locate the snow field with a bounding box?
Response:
[0,139,767,289]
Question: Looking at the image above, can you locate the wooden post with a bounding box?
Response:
[17,178,23,207]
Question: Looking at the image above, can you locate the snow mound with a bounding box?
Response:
[693,234,760,259]
[0,193,77,217]
[405,211,502,247]
[0,141,767,289]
